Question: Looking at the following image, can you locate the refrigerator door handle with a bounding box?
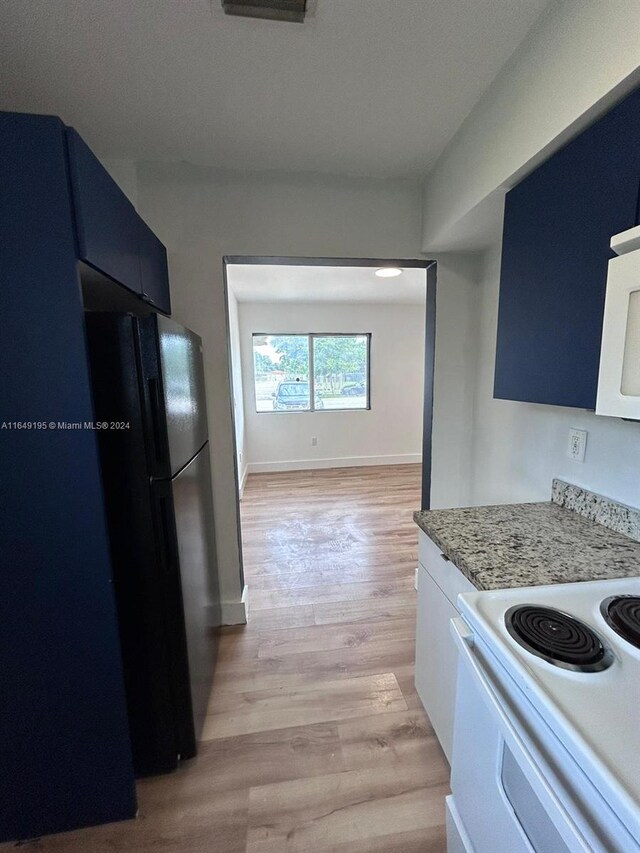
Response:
[148,377,165,468]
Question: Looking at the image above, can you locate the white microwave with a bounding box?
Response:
[596,225,640,420]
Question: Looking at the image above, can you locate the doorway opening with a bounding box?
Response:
[223,256,436,612]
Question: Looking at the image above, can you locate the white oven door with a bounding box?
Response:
[448,618,633,853]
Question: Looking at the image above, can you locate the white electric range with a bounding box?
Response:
[446,576,640,853]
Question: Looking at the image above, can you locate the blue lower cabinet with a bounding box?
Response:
[495,86,640,409]
[0,112,136,840]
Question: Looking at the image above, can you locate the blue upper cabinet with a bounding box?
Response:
[67,127,171,313]
[139,218,171,315]
[494,87,640,409]
[67,128,142,296]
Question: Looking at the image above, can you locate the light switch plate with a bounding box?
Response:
[568,428,587,462]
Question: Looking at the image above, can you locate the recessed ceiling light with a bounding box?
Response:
[375,267,403,278]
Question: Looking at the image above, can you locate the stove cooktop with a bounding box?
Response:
[458,576,640,844]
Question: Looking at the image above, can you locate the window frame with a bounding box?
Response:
[252,332,372,413]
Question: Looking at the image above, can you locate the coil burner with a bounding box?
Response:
[600,596,640,650]
[505,605,614,672]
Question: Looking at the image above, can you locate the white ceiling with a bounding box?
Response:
[226,264,427,304]
[0,0,549,179]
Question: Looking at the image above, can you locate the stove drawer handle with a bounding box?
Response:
[451,618,594,853]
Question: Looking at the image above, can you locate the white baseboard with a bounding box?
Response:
[246,454,421,475]
[238,463,249,500]
[219,585,249,626]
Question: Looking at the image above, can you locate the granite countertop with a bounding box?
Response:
[414,495,640,591]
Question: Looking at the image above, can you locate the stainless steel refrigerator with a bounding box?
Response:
[85,312,220,776]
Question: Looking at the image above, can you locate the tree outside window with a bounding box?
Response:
[252,333,370,412]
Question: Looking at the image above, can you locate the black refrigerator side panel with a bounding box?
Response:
[85,313,184,776]
[135,315,209,478]
[157,315,209,475]
[171,444,220,739]
[149,477,198,761]
[135,314,172,480]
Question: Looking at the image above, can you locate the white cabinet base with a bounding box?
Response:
[415,565,460,762]
[415,531,475,763]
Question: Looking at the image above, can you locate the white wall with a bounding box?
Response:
[470,243,640,509]
[134,162,424,618]
[227,288,247,494]
[420,0,640,513]
[236,301,425,471]
[423,0,640,250]
[429,253,481,508]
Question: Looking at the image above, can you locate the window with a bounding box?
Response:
[252,333,370,412]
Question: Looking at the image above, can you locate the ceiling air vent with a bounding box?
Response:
[222,0,307,23]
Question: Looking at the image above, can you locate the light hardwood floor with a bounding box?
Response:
[12,465,449,852]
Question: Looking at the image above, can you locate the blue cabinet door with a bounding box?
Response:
[494,87,640,409]
[139,218,171,314]
[67,128,142,295]
[0,112,136,841]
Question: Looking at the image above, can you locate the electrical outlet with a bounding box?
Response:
[568,428,587,462]
[311,437,318,446]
